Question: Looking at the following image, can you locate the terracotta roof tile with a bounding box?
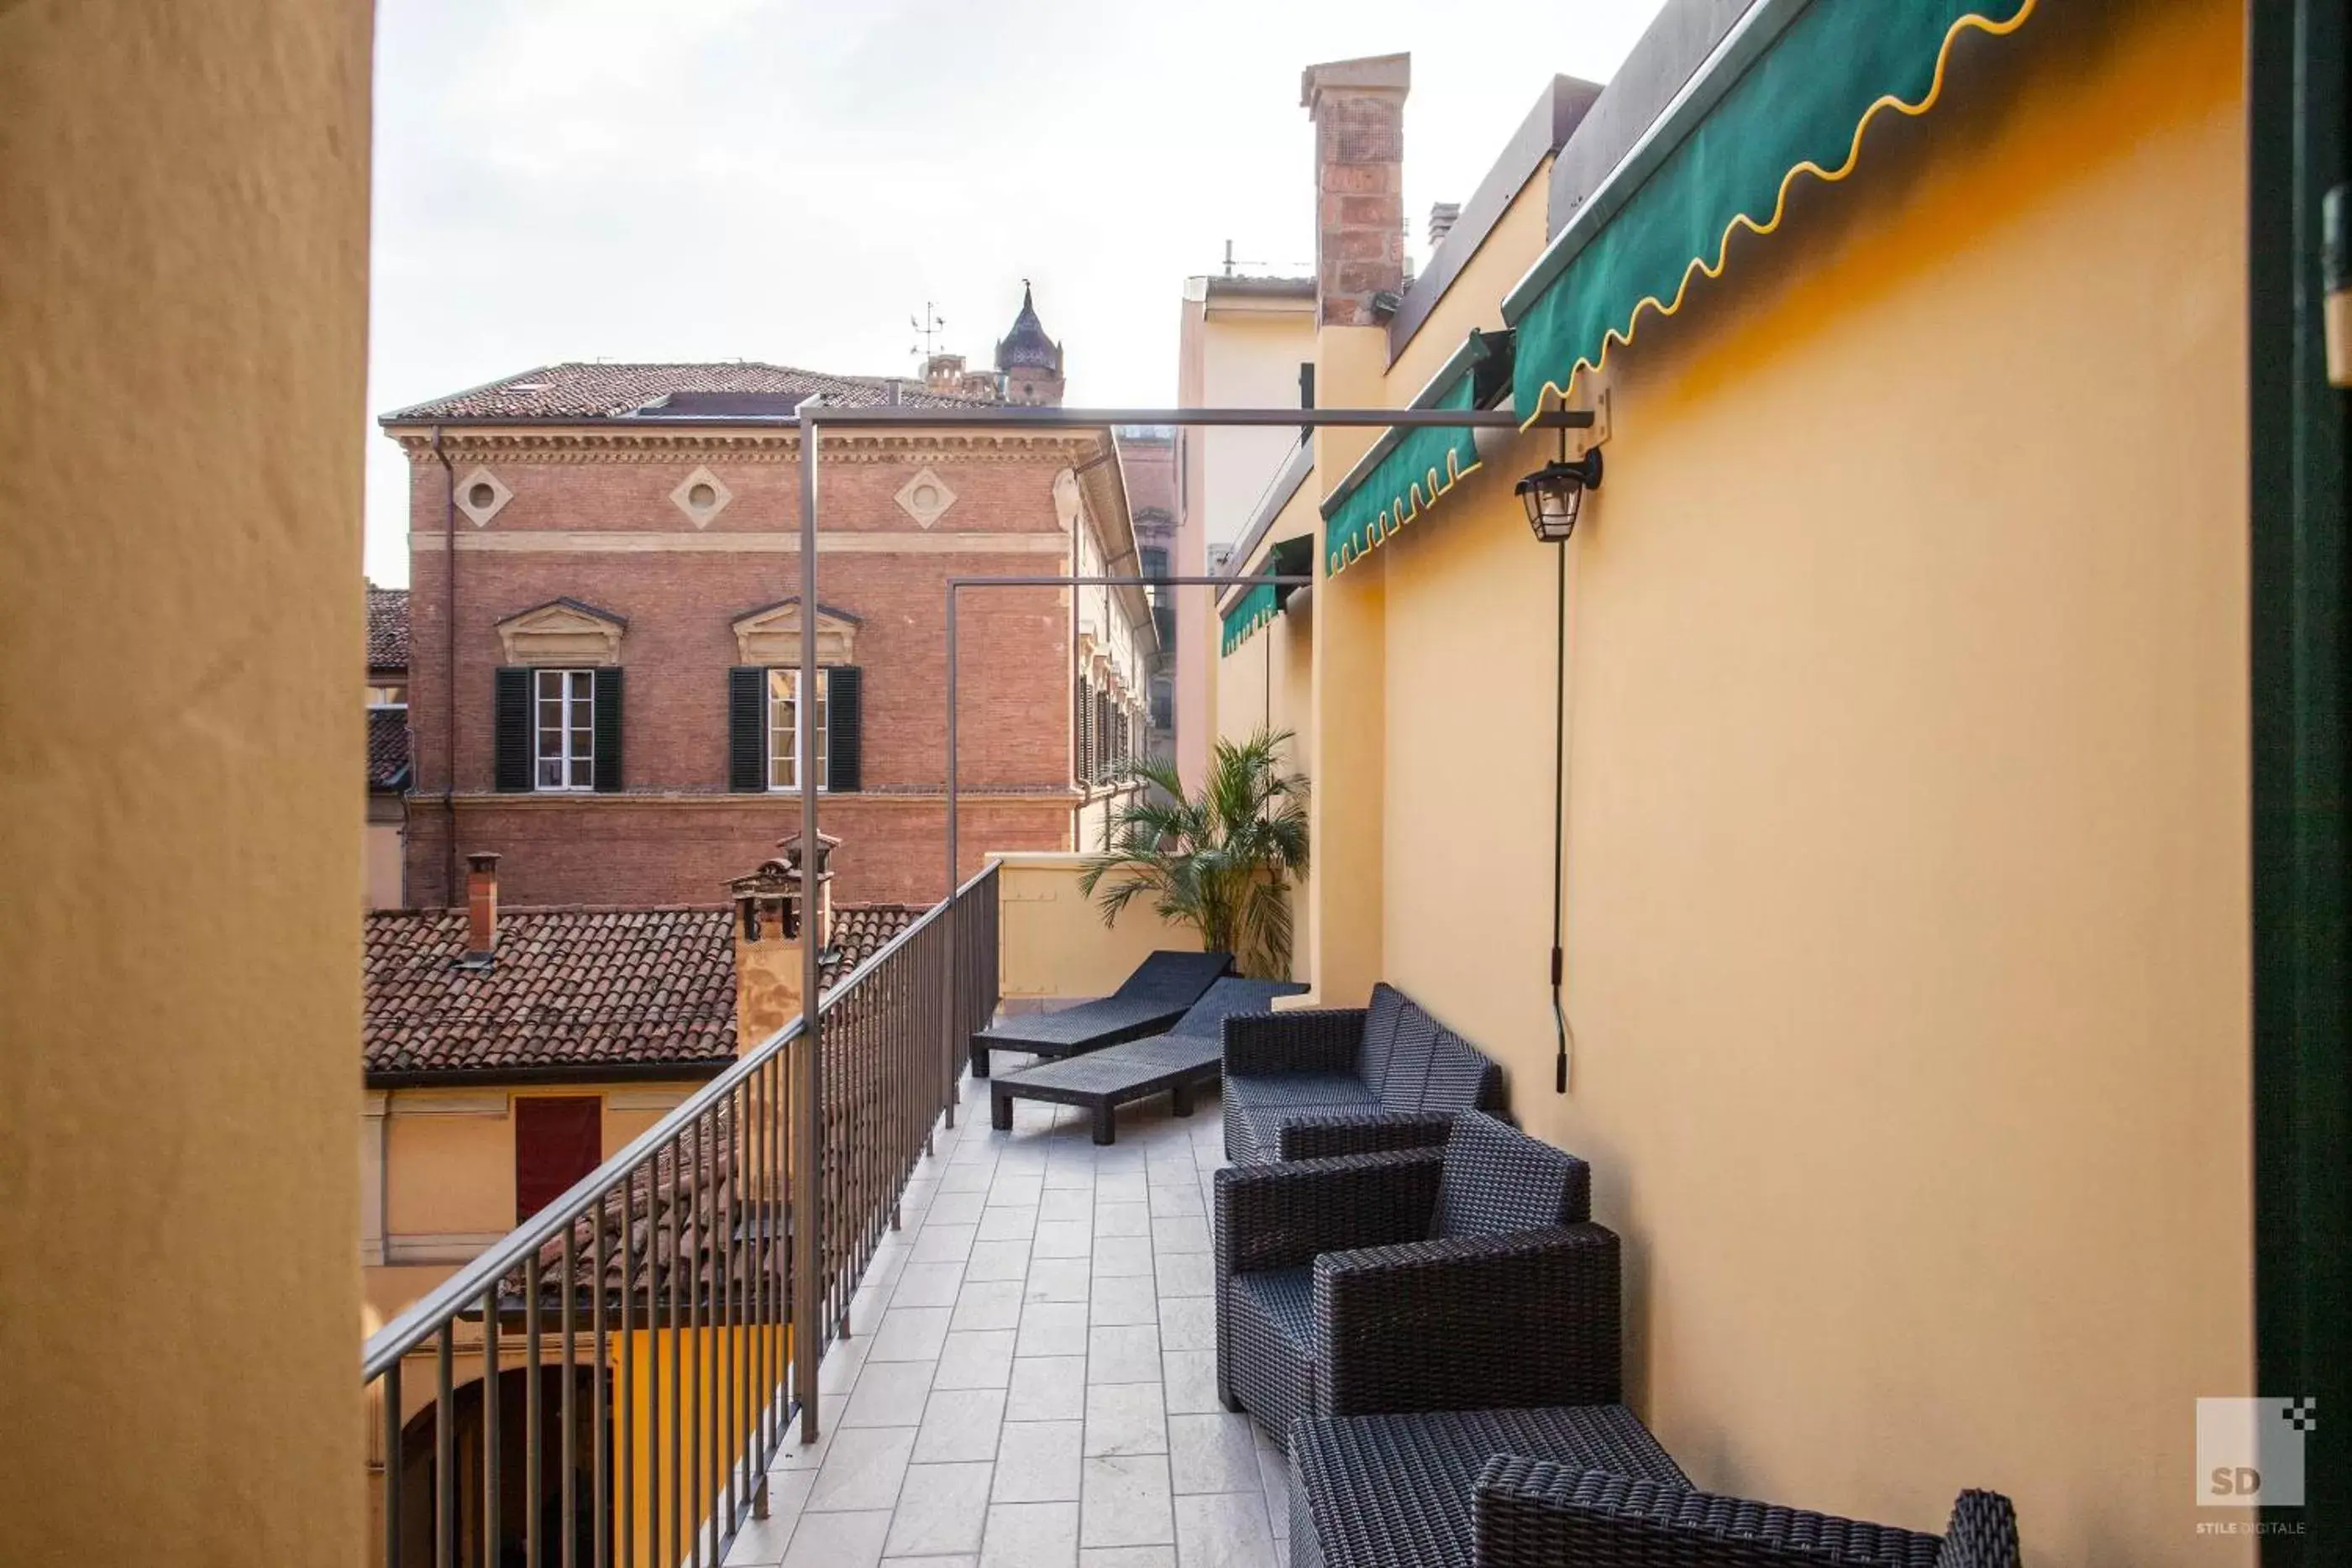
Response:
[367,708,411,791]
[362,902,925,1082]
[367,583,410,670]
[381,362,990,423]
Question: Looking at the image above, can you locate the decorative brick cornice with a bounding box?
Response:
[391,428,1101,467]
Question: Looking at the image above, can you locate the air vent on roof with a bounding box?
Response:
[504,382,549,393]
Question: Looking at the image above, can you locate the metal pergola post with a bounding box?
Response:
[790,401,1587,1445]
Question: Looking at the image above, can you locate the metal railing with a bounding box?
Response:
[362,863,1000,1568]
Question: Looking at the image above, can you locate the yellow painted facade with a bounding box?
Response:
[1216,4,2253,1560]
[365,1084,706,1327]
[1176,282,1320,789]
[0,0,373,1562]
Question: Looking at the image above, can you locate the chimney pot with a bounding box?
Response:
[1428,201,1462,249]
[464,852,501,959]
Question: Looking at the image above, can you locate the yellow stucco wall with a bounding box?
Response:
[1218,483,1322,983]
[370,1083,706,1312]
[0,2,373,1563]
[995,852,1210,999]
[1362,3,2252,1560]
[1176,291,1319,791]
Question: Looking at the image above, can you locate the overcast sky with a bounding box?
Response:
[365,0,1666,585]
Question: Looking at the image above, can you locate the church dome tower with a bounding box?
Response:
[995,282,1066,407]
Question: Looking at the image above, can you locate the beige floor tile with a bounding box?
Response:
[980,1502,1079,1568]
[1167,1413,1258,1495]
[1080,1455,1175,1549]
[780,1508,893,1568]
[1005,1356,1088,1422]
[993,1418,1084,1502]
[1084,1380,1168,1458]
[884,1461,993,1558]
[914,1387,1008,1464]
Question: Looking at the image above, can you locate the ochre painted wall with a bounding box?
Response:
[995,852,1208,999]
[375,1083,706,1261]
[1218,483,1322,984]
[0,2,373,1564]
[1175,291,1319,793]
[1370,3,2252,1560]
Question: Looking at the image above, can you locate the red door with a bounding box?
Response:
[514,1096,602,1222]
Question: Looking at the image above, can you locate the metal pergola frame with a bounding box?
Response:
[785,400,1588,1440]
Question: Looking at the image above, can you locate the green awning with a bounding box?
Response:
[1221,582,1279,657]
[1220,537,1313,657]
[1508,0,2037,418]
[1324,374,1478,576]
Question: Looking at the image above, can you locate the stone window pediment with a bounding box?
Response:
[732,598,860,666]
[495,598,627,666]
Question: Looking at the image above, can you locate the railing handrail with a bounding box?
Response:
[360,859,1002,1381]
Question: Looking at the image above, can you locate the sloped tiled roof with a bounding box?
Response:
[367,583,410,670]
[367,708,411,791]
[381,362,990,423]
[363,902,924,1082]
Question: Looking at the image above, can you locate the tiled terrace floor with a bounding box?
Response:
[725,1067,1286,1568]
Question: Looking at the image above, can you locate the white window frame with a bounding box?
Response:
[534,667,596,792]
[766,667,829,794]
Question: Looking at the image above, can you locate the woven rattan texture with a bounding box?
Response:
[1292,1405,1687,1568]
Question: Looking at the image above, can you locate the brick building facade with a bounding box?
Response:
[384,313,1157,911]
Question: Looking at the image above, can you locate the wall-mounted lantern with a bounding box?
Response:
[1515,445,1604,543]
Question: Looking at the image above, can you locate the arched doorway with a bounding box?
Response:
[393,1364,603,1568]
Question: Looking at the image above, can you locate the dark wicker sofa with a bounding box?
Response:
[1221,982,1504,1163]
[1213,1112,1616,1443]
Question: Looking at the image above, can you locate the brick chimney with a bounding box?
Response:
[726,832,839,1057]
[1300,53,1410,327]
[925,352,968,394]
[464,852,500,960]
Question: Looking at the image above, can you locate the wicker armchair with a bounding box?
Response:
[1213,1112,1616,1442]
[1221,983,1504,1163]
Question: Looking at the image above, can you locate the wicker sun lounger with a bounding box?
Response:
[969,948,1231,1078]
[990,978,1308,1143]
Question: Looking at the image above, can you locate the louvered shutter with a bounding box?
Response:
[494,667,533,791]
[591,666,624,792]
[826,666,863,793]
[728,667,767,792]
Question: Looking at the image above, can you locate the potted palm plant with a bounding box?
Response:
[1078,727,1310,980]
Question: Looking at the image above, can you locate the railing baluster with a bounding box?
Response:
[693,1114,709,1568]
[436,1324,455,1568]
[526,1251,543,1568]
[486,1281,502,1568]
[620,1177,636,1568]
[644,1161,659,1568]
[562,1225,578,1568]
[384,1361,403,1568]
[594,1201,609,1568]
[667,1135,683,1568]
